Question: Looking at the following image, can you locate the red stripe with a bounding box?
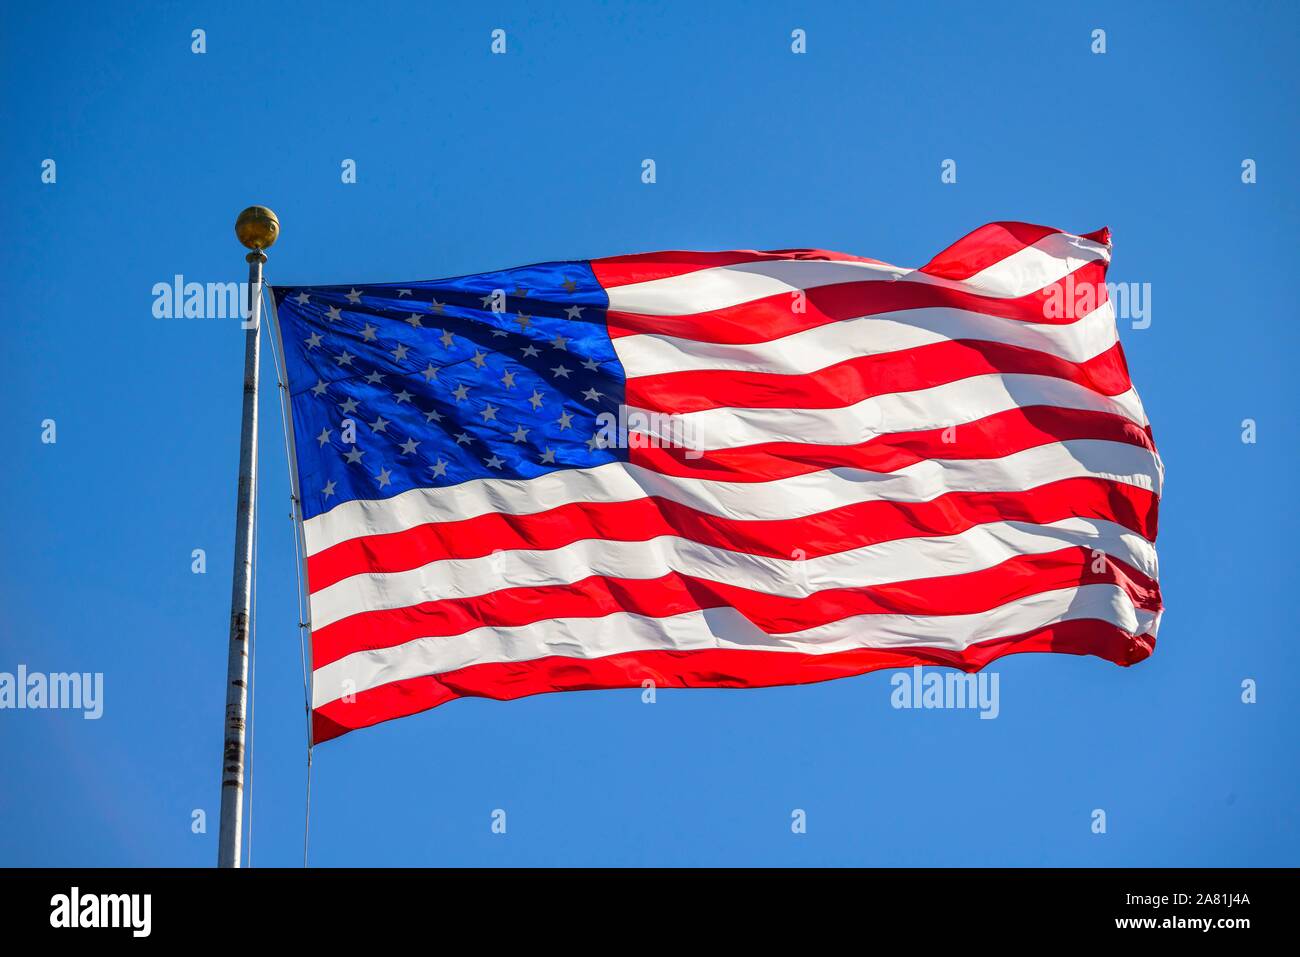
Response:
[628,405,1156,482]
[589,222,1105,290]
[626,339,1134,415]
[308,473,1158,593]
[590,248,881,289]
[312,617,1154,742]
[919,222,1064,280]
[606,259,1110,344]
[918,221,1108,281]
[311,548,1160,670]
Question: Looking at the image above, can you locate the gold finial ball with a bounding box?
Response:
[235,206,280,251]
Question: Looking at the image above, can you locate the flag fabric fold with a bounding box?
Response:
[269,221,1163,743]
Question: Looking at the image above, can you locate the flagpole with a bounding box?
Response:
[219,206,279,868]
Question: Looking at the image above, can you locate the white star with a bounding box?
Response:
[565,305,583,320]
[528,390,544,410]
[470,349,487,368]
[484,454,504,469]
[326,305,343,322]
[361,323,378,341]
[365,370,384,385]
[376,467,392,487]
[392,343,410,362]
[515,312,531,330]
[423,407,443,423]
[581,357,601,372]
[344,446,365,464]
[406,314,422,328]
[500,370,516,389]
[429,459,448,478]
[452,383,470,402]
[455,432,472,445]
[511,424,529,443]
[521,345,540,358]
[551,335,568,350]
[429,298,445,314]
[551,364,572,379]
[397,289,412,297]
[582,387,603,403]
[585,433,605,452]
[479,294,494,308]
[311,379,329,396]
[394,389,413,404]
[339,397,359,415]
[321,480,336,499]
[316,427,332,446]
[491,328,508,338]
[400,437,420,455]
[369,415,389,433]
[440,329,455,348]
[346,288,363,304]
[539,447,556,464]
[305,332,323,350]
[294,292,310,305]
[335,350,354,366]
[555,411,573,430]
[480,403,498,422]
[421,363,439,381]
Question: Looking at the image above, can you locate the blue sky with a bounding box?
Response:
[2,0,1297,866]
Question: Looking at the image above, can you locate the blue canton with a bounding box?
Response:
[271,261,625,520]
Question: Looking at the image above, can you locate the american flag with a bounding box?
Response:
[270,221,1163,743]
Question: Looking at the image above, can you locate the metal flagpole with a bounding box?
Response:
[219,206,279,868]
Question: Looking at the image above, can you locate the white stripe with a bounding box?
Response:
[606,259,906,316]
[303,439,1161,556]
[613,302,1120,377]
[312,583,1154,706]
[639,375,1148,448]
[604,233,1108,316]
[960,231,1110,296]
[309,516,1156,629]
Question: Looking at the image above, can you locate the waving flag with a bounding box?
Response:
[270,222,1163,743]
